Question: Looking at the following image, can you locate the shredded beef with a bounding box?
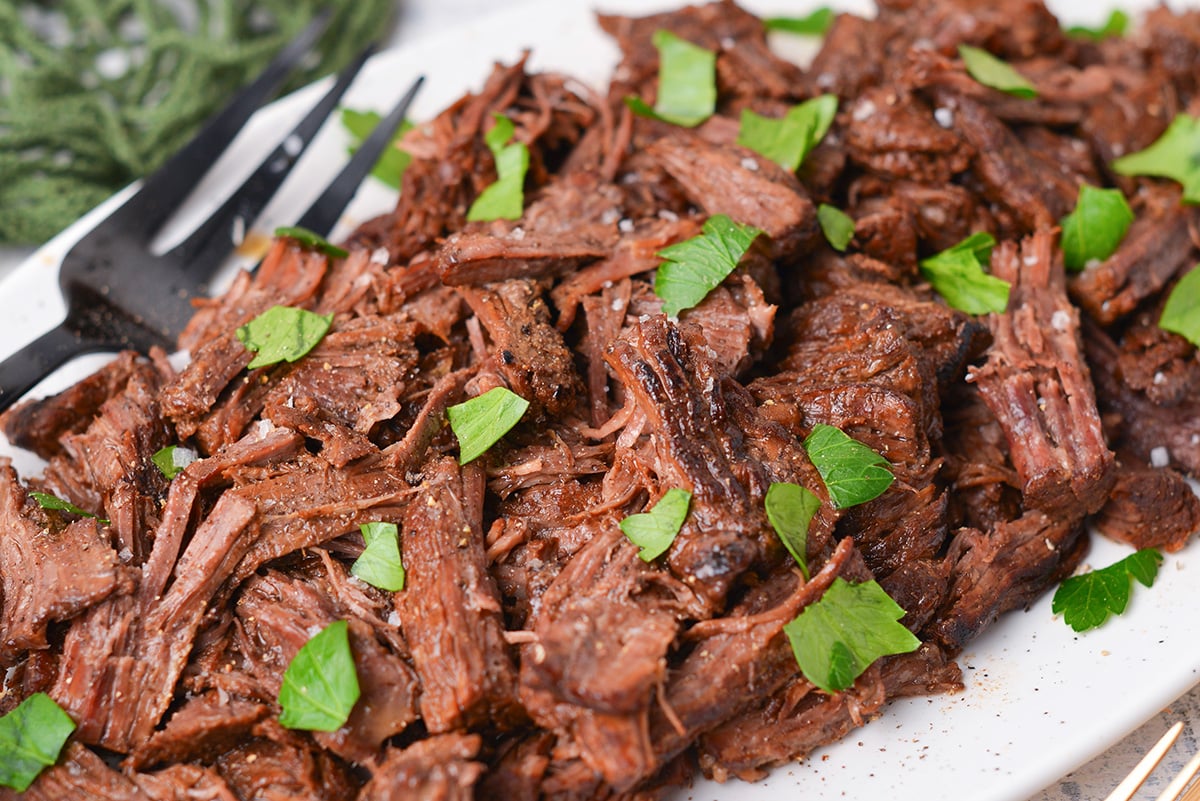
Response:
[647,133,817,257]
[397,458,521,733]
[605,316,775,611]
[970,231,1114,518]
[1092,461,1200,553]
[1069,187,1194,325]
[0,351,154,460]
[11,743,156,801]
[359,733,485,801]
[0,460,133,666]
[932,511,1088,650]
[520,525,691,789]
[234,564,421,763]
[461,279,583,417]
[129,693,268,770]
[39,357,173,564]
[4,0,1200,798]
[215,735,357,801]
[842,88,973,185]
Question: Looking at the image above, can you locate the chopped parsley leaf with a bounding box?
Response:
[817,203,855,252]
[0,693,76,791]
[620,487,691,562]
[273,225,348,259]
[625,30,716,128]
[1060,185,1134,272]
[1112,114,1200,204]
[351,521,406,592]
[919,232,1010,315]
[467,113,530,221]
[278,620,360,732]
[765,482,820,578]
[655,214,762,317]
[803,424,894,509]
[1159,266,1200,347]
[736,94,837,172]
[447,386,529,465]
[763,8,835,36]
[783,577,920,693]
[340,108,414,189]
[236,305,334,370]
[1052,549,1162,633]
[958,45,1037,98]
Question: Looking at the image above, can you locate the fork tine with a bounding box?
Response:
[100,10,334,241]
[0,322,141,414]
[292,75,424,235]
[1106,722,1185,801]
[162,43,379,275]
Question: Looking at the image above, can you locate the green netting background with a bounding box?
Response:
[0,0,395,245]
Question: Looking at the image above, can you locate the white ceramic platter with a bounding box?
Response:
[1,1,1197,799]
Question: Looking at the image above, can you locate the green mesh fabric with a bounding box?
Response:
[0,0,395,244]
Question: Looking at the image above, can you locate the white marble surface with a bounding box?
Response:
[1,0,1197,798]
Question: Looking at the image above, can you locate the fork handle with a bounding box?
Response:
[0,322,106,414]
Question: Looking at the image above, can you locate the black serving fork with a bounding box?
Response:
[0,13,423,414]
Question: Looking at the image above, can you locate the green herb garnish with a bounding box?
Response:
[341,108,414,189]
[764,482,820,578]
[151,445,197,480]
[30,491,107,524]
[919,232,1011,315]
[619,487,691,562]
[0,693,75,791]
[1159,266,1200,346]
[1051,549,1162,633]
[1060,185,1134,272]
[236,305,334,370]
[939,230,996,264]
[958,45,1037,99]
[625,30,716,128]
[655,214,762,317]
[278,620,360,732]
[736,95,837,172]
[467,113,530,221]
[764,8,835,36]
[273,225,349,259]
[447,386,530,465]
[351,521,406,592]
[817,203,855,252]
[783,577,920,693]
[803,424,894,509]
[1065,10,1128,40]
[1112,114,1200,204]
